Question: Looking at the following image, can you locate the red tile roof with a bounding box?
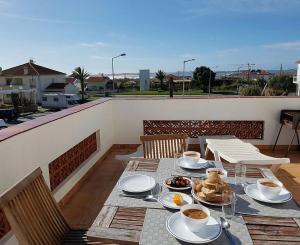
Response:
[166,74,180,80]
[296,60,300,64]
[1,62,66,76]
[86,76,110,83]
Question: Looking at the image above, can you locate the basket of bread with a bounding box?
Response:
[192,171,232,205]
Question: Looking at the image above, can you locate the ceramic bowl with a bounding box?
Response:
[180,204,210,232]
[257,178,283,199]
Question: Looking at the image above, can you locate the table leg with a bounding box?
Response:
[273,123,283,152]
[286,120,300,156]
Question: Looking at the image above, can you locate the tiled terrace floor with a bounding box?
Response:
[62,147,300,230]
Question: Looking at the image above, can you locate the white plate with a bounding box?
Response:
[158,192,193,210]
[245,184,293,204]
[178,157,208,170]
[163,177,192,191]
[118,174,156,193]
[166,212,222,244]
[191,190,223,207]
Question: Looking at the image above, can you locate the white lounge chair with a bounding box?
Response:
[199,136,290,165]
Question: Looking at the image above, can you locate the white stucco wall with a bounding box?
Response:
[0,99,114,200]
[112,97,300,145]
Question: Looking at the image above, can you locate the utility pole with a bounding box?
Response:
[247,63,255,83]
[182,59,195,95]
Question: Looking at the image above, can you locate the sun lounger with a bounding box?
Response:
[199,136,290,165]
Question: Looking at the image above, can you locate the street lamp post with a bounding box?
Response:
[247,63,255,83]
[112,53,126,91]
[182,59,195,95]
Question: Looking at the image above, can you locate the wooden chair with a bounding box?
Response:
[140,134,188,159]
[0,168,116,245]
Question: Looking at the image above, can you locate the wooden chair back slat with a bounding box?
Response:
[140,134,188,159]
[30,179,62,244]
[28,186,59,245]
[36,177,68,235]
[10,197,36,244]
[0,168,69,245]
[20,189,49,245]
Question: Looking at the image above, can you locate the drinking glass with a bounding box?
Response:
[173,152,182,171]
[222,190,236,221]
[235,164,246,186]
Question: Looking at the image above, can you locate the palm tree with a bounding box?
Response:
[71,67,89,103]
[155,70,166,90]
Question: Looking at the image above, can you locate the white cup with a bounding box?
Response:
[180,204,210,232]
[183,151,201,164]
[257,178,283,199]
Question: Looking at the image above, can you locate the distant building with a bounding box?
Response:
[226,69,273,80]
[0,60,66,103]
[166,74,181,80]
[294,60,300,96]
[85,76,111,91]
[139,70,150,91]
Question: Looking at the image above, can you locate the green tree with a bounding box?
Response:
[71,67,89,103]
[192,66,215,93]
[267,75,295,94]
[155,70,166,90]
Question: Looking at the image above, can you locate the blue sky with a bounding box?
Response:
[0,0,300,74]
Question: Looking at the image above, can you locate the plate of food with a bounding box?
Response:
[158,192,193,210]
[163,176,192,190]
[192,172,232,206]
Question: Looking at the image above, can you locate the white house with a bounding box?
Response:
[85,76,111,91]
[295,60,300,96]
[0,60,66,103]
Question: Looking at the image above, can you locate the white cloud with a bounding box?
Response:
[80,42,107,48]
[216,48,239,57]
[263,41,300,50]
[181,0,300,15]
[0,0,10,5]
[0,13,75,24]
[180,53,200,59]
[90,55,110,60]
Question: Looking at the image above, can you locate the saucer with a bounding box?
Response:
[166,212,222,244]
[244,184,292,204]
[178,157,208,170]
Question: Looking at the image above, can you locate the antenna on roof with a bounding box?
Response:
[29,59,35,64]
